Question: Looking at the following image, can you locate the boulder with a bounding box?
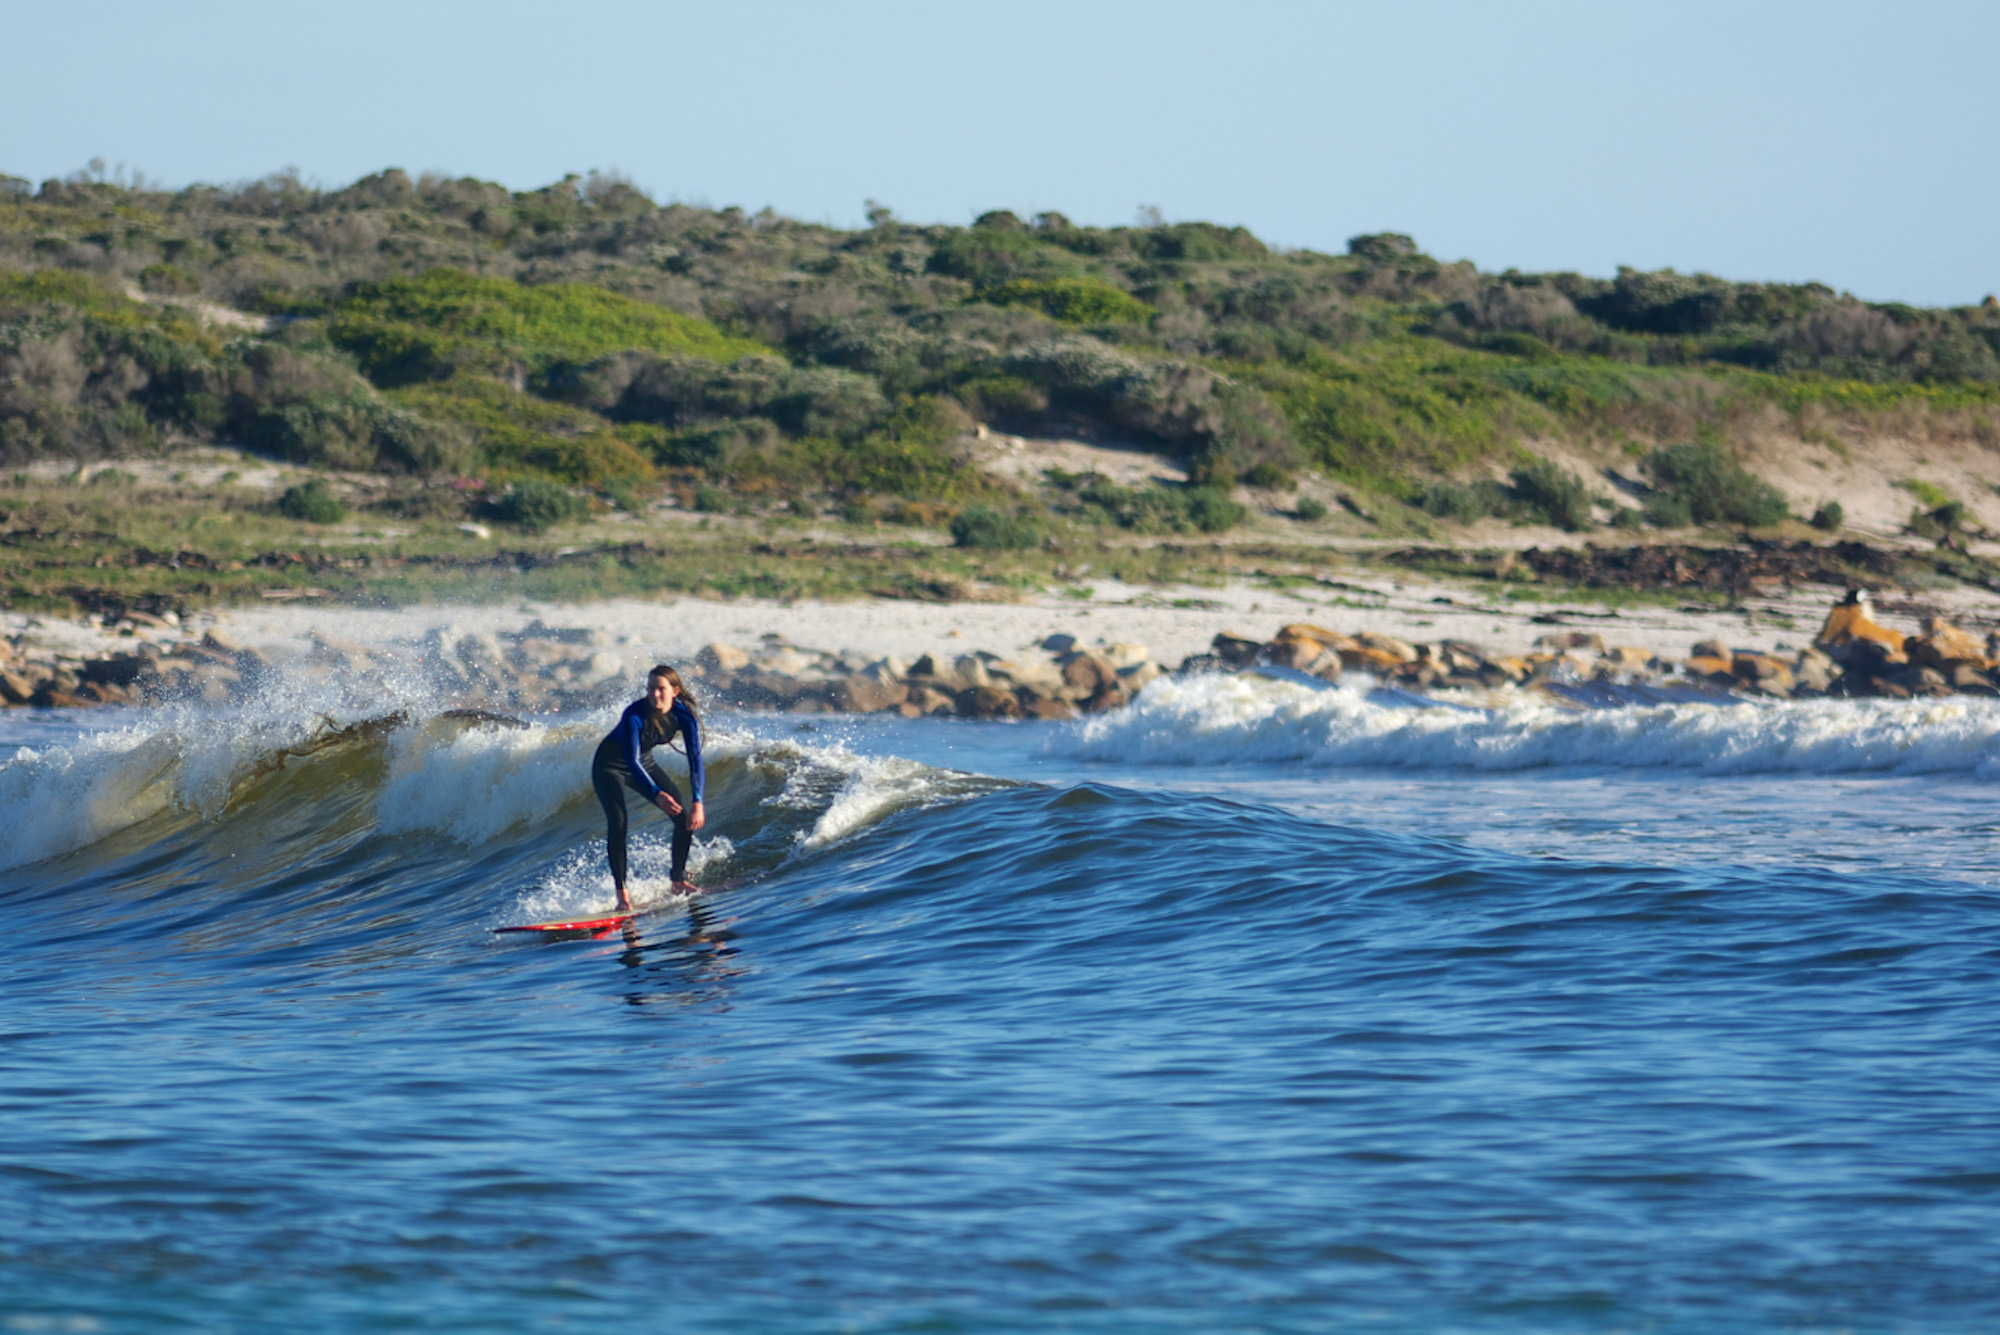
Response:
[1304,650,1344,683]
[695,641,750,674]
[1022,696,1079,720]
[78,654,148,687]
[1730,652,1794,697]
[1815,589,1907,663]
[836,675,908,713]
[1277,622,1351,648]
[1601,645,1653,671]
[1060,652,1117,697]
[955,686,1022,719]
[1210,633,1263,667]
[907,685,958,715]
[951,654,993,689]
[1885,664,1951,697]
[1100,641,1152,670]
[1340,645,1412,674]
[0,670,34,705]
[988,659,1063,694]
[1906,617,1989,673]
[1265,637,1325,671]
[1356,632,1419,663]
[1117,661,1162,690]
[755,647,817,677]
[1950,663,1998,695]
[863,656,908,682]
[1792,647,1840,695]
[202,628,247,654]
[1040,633,1079,654]
[1684,653,1735,681]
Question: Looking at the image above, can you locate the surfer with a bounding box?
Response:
[592,664,706,912]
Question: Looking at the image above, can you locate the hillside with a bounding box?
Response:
[5,164,2000,564]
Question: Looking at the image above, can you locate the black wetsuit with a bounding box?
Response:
[591,697,705,888]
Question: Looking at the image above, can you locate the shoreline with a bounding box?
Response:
[13,564,2000,667]
[8,568,2000,717]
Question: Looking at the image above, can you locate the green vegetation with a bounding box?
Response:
[489,478,588,530]
[949,503,1041,549]
[1642,440,1789,527]
[5,164,2000,550]
[277,476,344,522]
[1417,460,1593,530]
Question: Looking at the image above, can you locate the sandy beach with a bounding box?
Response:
[9,562,1998,677]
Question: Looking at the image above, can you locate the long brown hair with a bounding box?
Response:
[647,664,699,722]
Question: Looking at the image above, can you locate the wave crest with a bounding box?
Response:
[1058,672,2000,776]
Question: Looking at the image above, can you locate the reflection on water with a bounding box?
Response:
[617,899,747,1010]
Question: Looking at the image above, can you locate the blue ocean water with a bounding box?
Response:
[5,669,2000,1333]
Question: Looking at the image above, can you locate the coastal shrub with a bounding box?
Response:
[1420,479,1513,523]
[490,478,587,530]
[957,375,1049,423]
[277,477,345,523]
[1295,496,1328,522]
[1067,476,1245,534]
[1185,486,1246,533]
[1810,500,1844,531]
[1644,440,1788,527]
[981,277,1152,326]
[1645,491,1694,528]
[950,504,1041,549]
[326,270,765,387]
[927,229,1078,286]
[1509,460,1593,531]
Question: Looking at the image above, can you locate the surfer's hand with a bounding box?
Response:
[688,801,705,832]
[656,791,682,816]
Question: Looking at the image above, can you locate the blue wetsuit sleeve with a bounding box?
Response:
[623,708,662,801]
[678,702,705,804]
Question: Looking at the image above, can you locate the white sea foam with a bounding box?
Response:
[1058,673,2000,777]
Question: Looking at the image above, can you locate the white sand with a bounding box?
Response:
[11,565,1995,674]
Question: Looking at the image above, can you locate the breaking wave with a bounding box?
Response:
[1059,671,2000,777]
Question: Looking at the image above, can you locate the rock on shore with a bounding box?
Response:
[1,589,1993,717]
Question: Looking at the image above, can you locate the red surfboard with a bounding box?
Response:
[494,912,637,938]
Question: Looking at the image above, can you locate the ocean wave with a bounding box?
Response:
[0,698,998,875]
[1057,672,2000,777]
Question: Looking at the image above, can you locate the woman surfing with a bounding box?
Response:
[592,664,706,912]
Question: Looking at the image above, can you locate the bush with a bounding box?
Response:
[1066,475,1244,534]
[1185,487,1246,533]
[1242,462,1295,489]
[490,478,587,530]
[1420,479,1512,523]
[1509,459,1593,531]
[981,277,1153,326]
[277,477,345,523]
[1644,440,1788,527]
[1810,500,1844,531]
[1294,496,1328,522]
[950,504,1042,549]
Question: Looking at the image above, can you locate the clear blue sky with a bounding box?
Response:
[5,0,1994,305]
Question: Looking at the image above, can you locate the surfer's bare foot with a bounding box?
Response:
[614,892,634,913]
[671,879,703,896]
